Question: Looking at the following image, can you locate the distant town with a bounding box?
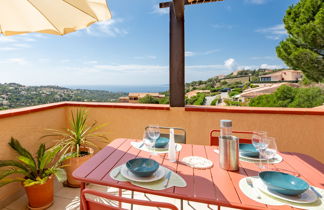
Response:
[118,68,324,108]
[1,68,323,110]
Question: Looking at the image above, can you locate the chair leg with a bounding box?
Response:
[131,191,134,210]
[80,182,85,210]
[118,188,122,208]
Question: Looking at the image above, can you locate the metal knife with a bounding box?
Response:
[164,171,172,188]
[311,186,322,198]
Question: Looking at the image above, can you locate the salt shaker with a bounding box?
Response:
[168,128,176,162]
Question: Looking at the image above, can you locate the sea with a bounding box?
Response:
[65,85,169,93]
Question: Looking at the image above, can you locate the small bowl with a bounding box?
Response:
[239,143,259,157]
[259,171,309,196]
[155,137,169,148]
[126,158,159,177]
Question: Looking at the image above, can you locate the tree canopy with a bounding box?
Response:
[276,0,324,82]
[249,85,324,108]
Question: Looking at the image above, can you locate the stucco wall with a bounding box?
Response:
[0,106,66,208]
[65,105,324,163]
[0,102,323,207]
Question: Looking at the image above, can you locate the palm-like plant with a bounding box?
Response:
[42,109,108,157]
[0,138,67,187]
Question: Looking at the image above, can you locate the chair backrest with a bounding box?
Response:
[81,189,178,210]
[145,126,186,144]
[210,129,254,146]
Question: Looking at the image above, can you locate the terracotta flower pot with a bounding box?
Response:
[24,175,54,209]
[65,147,93,187]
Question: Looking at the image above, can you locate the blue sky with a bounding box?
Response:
[0,0,299,86]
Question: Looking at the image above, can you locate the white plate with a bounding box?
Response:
[120,164,165,183]
[254,178,318,204]
[239,153,267,161]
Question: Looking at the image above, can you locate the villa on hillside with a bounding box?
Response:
[235,83,299,102]
[186,90,210,98]
[119,92,165,103]
[259,70,303,82]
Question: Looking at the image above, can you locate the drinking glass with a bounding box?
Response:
[260,137,277,170]
[252,131,268,168]
[146,125,160,155]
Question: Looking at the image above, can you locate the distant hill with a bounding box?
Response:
[0,83,127,110]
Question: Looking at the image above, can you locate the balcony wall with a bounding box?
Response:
[0,104,66,208]
[0,102,323,207]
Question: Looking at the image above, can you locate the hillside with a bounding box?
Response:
[0,83,126,110]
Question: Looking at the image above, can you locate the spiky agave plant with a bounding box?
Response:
[42,109,108,158]
[0,138,68,187]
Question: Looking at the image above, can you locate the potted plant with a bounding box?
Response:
[0,138,68,209]
[42,109,108,187]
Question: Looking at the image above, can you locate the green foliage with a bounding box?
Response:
[0,83,127,110]
[276,0,324,82]
[186,93,206,105]
[41,109,108,157]
[224,99,243,106]
[249,85,324,108]
[158,97,169,104]
[0,138,67,187]
[211,96,221,106]
[138,95,159,104]
[193,94,206,105]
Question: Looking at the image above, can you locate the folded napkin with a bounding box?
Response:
[239,176,324,210]
[131,141,182,154]
[110,165,187,191]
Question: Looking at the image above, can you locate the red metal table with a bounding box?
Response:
[73,138,324,210]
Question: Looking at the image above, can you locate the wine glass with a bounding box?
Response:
[146,125,160,155]
[252,131,268,168]
[260,137,277,170]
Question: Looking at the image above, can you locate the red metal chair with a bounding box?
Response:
[210,129,254,146]
[81,189,178,210]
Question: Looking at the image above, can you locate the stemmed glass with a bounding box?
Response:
[252,131,268,168]
[146,125,160,155]
[260,137,277,170]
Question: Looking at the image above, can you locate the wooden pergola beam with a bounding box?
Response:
[162,0,223,107]
[169,1,185,107]
[160,0,223,8]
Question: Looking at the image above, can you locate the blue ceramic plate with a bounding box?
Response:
[239,143,259,157]
[126,158,159,177]
[259,171,309,196]
[155,137,169,148]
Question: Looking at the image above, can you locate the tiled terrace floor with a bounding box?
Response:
[3,184,236,210]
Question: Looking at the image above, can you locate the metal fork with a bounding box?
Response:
[246,177,261,199]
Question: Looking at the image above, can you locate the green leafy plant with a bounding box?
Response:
[42,109,108,157]
[0,138,67,187]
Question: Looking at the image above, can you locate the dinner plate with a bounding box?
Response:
[254,177,318,204]
[120,164,165,183]
[239,153,267,161]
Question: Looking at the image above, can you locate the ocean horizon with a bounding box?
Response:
[65,85,169,93]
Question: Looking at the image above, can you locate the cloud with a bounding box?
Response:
[256,24,287,40]
[0,36,16,43]
[94,64,168,72]
[85,18,128,37]
[185,49,220,57]
[224,58,236,70]
[250,56,275,60]
[0,58,28,65]
[185,51,196,57]
[245,0,267,4]
[259,64,283,69]
[133,55,157,60]
[151,4,169,15]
